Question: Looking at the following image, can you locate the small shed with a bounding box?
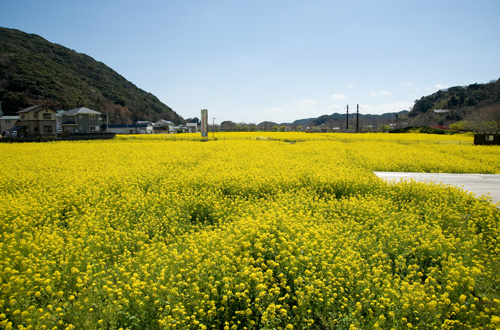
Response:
[107,124,153,134]
[0,115,19,132]
[474,132,500,146]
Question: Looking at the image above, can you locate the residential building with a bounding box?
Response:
[55,110,65,133]
[60,107,102,134]
[185,122,198,132]
[154,119,174,133]
[0,115,19,133]
[17,105,57,136]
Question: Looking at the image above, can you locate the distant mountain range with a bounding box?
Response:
[291,111,408,128]
[0,27,183,124]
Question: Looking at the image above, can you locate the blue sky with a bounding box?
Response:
[1,0,499,123]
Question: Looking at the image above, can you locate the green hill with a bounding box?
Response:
[0,27,183,124]
[408,79,500,130]
[292,111,408,129]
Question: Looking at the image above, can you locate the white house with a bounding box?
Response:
[185,122,198,132]
[154,119,174,133]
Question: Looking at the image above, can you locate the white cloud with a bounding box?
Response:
[370,91,392,96]
[346,84,355,88]
[293,99,320,116]
[268,107,285,113]
[435,84,449,90]
[359,101,413,115]
[294,99,316,106]
[262,99,324,122]
[331,93,347,100]
[328,104,344,112]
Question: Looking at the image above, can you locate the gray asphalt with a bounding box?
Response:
[373,172,500,206]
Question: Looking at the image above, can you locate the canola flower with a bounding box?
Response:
[0,135,499,329]
[116,131,474,144]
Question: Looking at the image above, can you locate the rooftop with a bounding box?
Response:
[64,107,102,116]
[17,105,45,113]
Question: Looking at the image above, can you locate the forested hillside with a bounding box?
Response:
[408,79,500,130]
[0,27,183,124]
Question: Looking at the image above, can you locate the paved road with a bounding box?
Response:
[373,172,500,206]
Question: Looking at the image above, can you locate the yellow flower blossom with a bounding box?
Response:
[0,133,498,329]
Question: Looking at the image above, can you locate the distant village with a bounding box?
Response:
[0,104,394,138]
[0,105,198,138]
[1,104,499,146]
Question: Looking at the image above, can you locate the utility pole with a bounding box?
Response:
[212,117,216,140]
[356,104,359,133]
[346,105,349,130]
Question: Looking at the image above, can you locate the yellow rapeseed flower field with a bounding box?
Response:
[1,133,499,329]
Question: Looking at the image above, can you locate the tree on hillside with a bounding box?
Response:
[102,103,132,124]
[220,121,237,131]
[186,117,200,124]
[476,104,500,131]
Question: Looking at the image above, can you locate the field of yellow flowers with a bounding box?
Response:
[1,133,499,329]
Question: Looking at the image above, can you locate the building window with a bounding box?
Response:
[5,120,11,124]
[89,114,96,120]
[486,135,494,141]
[21,115,25,119]
[43,126,52,133]
[43,113,51,119]
[34,127,39,132]
[78,115,83,119]
[89,126,98,131]
[34,113,38,118]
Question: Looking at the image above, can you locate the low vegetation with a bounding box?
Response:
[1,133,499,329]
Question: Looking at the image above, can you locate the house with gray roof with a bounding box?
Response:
[61,107,102,134]
[154,119,174,133]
